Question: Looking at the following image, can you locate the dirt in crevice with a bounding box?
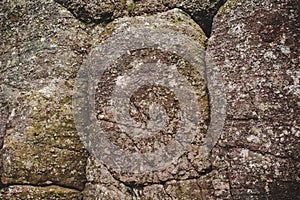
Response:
[54,0,228,38]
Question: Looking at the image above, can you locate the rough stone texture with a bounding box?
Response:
[227,148,299,199]
[0,185,83,200]
[54,0,226,36]
[0,0,299,199]
[0,0,91,195]
[207,0,300,199]
[209,0,299,121]
[130,0,227,36]
[0,86,9,149]
[53,0,129,24]
[1,83,88,190]
[83,157,133,199]
[82,9,212,198]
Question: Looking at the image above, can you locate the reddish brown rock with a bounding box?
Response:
[207,0,299,199]
[0,0,298,199]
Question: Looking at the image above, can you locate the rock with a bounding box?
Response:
[81,8,211,190]
[1,81,88,190]
[208,0,299,121]
[137,179,202,199]
[83,157,133,199]
[226,148,299,199]
[221,119,300,160]
[0,86,9,148]
[207,0,300,199]
[54,0,129,24]
[54,0,227,36]
[83,183,133,200]
[0,0,90,90]
[0,0,90,191]
[130,0,227,36]
[0,185,83,200]
[1,0,298,199]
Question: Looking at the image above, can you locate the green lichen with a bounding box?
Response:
[218,0,249,16]
[8,0,26,11]
[94,22,117,46]
[127,0,136,12]
[258,103,281,112]
[1,82,88,190]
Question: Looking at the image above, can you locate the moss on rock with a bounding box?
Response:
[1,80,88,190]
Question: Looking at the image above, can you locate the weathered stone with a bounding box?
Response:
[207,0,300,199]
[54,0,227,36]
[82,8,210,188]
[220,119,299,160]
[130,0,227,36]
[1,81,88,190]
[0,0,91,191]
[0,86,9,149]
[83,183,133,200]
[0,185,83,200]
[198,170,231,200]
[133,179,203,199]
[227,148,299,199]
[0,0,298,199]
[54,0,129,24]
[164,179,202,199]
[84,156,133,199]
[208,0,299,121]
[0,0,90,90]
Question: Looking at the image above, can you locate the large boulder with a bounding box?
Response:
[206,0,299,199]
[0,0,91,195]
[81,8,212,199]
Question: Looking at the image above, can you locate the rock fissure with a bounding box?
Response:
[53,0,228,38]
[1,0,298,199]
[222,144,300,162]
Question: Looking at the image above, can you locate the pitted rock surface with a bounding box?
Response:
[207,0,299,199]
[54,0,227,36]
[0,185,82,200]
[0,0,299,199]
[0,0,90,194]
[81,9,212,195]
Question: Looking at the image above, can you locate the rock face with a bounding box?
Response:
[0,0,90,196]
[0,0,299,199]
[0,185,82,200]
[77,8,212,199]
[53,0,226,36]
[207,0,299,199]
